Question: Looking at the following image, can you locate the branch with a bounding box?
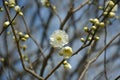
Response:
[44,59,65,80]
[59,0,89,30]
[78,32,120,80]
[72,0,90,13]
[2,0,44,80]
[21,15,45,59]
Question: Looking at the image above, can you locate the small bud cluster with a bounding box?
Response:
[40,0,56,11]
[41,0,50,7]
[12,30,29,42]
[20,45,27,51]
[21,54,29,61]
[80,18,104,43]
[80,1,117,44]
[14,6,23,16]
[104,0,117,18]
[4,0,23,16]
[63,60,72,70]
[89,18,105,27]
[3,20,16,28]
[0,7,4,12]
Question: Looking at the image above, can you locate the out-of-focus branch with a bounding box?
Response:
[2,0,44,80]
[0,13,18,35]
[21,15,45,59]
[72,0,90,13]
[59,0,89,30]
[78,32,120,80]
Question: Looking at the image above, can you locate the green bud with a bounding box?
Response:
[89,18,94,23]
[80,38,85,42]
[98,6,103,10]
[24,34,29,39]
[4,1,9,6]
[88,37,92,41]
[0,7,4,12]
[91,26,96,30]
[103,12,108,16]
[94,18,99,25]
[84,27,89,32]
[108,1,114,7]
[0,58,5,62]
[18,32,23,37]
[22,45,27,51]
[21,38,26,41]
[95,36,100,40]
[14,5,21,12]
[99,22,105,27]
[109,12,115,18]
[19,12,23,16]
[3,21,10,28]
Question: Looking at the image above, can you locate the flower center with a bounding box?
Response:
[64,49,70,53]
[56,36,62,41]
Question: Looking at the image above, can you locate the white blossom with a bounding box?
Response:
[50,30,69,48]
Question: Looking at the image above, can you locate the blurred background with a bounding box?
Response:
[0,0,120,80]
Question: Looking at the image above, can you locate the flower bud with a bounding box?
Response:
[103,12,108,16]
[0,58,5,62]
[18,32,23,36]
[41,0,50,7]
[95,36,100,41]
[22,45,27,51]
[63,61,72,70]
[94,18,99,25]
[84,27,89,32]
[108,1,114,7]
[98,6,103,10]
[3,21,10,28]
[0,7,4,12]
[89,18,94,23]
[63,60,68,65]
[4,1,9,6]
[14,6,21,12]
[64,63,72,70]
[99,22,105,27]
[21,38,26,41]
[80,38,85,42]
[19,12,23,16]
[24,34,29,39]
[88,37,92,41]
[59,46,73,59]
[52,5,56,11]
[109,12,115,18]
[9,0,15,7]
[91,26,96,30]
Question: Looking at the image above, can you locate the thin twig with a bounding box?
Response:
[44,59,65,80]
[21,16,45,59]
[0,13,18,35]
[60,0,89,30]
[72,0,90,13]
[104,23,108,80]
